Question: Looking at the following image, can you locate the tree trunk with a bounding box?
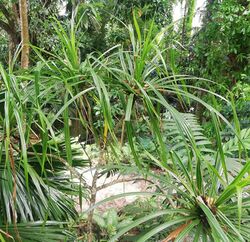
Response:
[185,0,196,41]
[182,0,196,45]
[181,1,188,47]
[19,0,29,69]
[9,3,20,65]
[0,3,20,65]
[8,34,19,66]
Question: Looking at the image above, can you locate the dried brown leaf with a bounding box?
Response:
[162,220,191,242]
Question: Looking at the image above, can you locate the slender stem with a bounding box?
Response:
[96,177,163,193]
[87,168,99,242]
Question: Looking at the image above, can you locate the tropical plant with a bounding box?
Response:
[73,15,250,241]
[83,124,250,241]
[0,4,249,242]
[0,30,91,239]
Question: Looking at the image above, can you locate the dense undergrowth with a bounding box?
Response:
[0,7,250,242]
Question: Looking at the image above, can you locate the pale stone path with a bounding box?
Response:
[75,168,151,212]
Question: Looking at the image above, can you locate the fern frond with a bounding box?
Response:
[223,128,250,156]
[163,112,213,158]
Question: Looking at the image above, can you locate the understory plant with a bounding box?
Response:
[99,119,250,241]
[77,15,249,241]
[0,62,92,241]
[0,8,249,242]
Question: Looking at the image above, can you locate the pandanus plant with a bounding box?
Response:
[80,109,250,241]
[81,15,250,241]
[0,6,249,241]
[105,125,250,241]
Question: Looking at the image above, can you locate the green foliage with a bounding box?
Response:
[0,2,249,241]
[106,138,250,241]
[174,0,250,140]
[81,209,133,239]
[113,0,172,26]
[82,123,250,240]
[0,222,74,242]
[0,31,8,64]
[162,112,213,156]
[223,128,250,156]
[29,0,63,53]
[0,20,92,237]
[187,0,250,85]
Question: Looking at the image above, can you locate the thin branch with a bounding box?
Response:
[96,177,165,193]
[0,229,13,240]
[87,168,99,242]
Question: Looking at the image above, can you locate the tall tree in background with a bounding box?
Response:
[185,0,196,40]
[19,0,29,68]
[0,2,19,65]
[182,0,196,45]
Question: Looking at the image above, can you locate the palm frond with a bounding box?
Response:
[0,221,74,242]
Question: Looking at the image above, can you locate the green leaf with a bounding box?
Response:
[109,209,190,242]
[106,209,118,227]
[175,219,200,242]
[197,196,229,242]
[137,216,195,242]
[217,210,244,242]
[93,214,106,228]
